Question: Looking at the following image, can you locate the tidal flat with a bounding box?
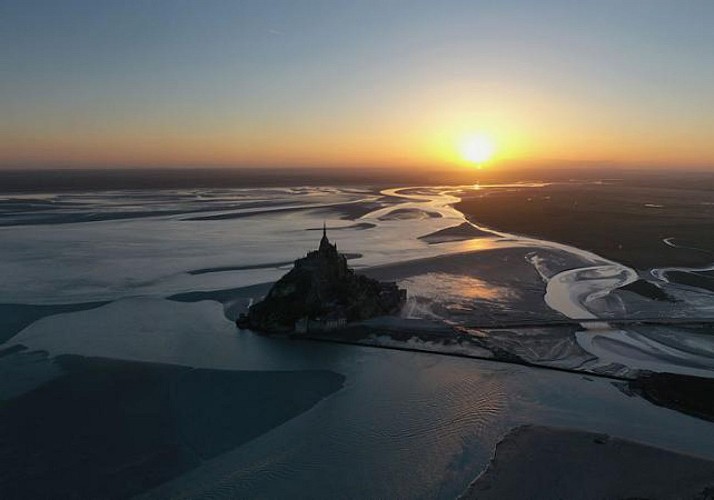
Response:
[463,425,714,500]
[456,180,714,270]
[0,175,713,498]
[0,353,343,500]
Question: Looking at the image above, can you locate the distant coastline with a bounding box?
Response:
[462,425,714,500]
[3,166,713,193]
[457,180,714,269]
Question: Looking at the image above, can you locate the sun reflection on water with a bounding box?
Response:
[451,237,504,253]
[399,272,513,303]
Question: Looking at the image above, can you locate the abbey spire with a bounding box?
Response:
[319,221,334,253]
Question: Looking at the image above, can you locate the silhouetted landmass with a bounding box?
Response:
[5,166,713,194]
[630,372,714,422]
[619,279,674,301]
[0,344,28,358]
[457,181,714,269]
[187,262,296,275]
[305,222,376,231]
[239,230,405,332]
[666,271,714,293]
[418,222,491,243]
[378,208,441,220]
[0,167,479,193]
[0,209,216,227]
[0,302,109,343]
[168,283,272,308]
[463,425,714,500]
[186,253,361,275]
[0,355,344,500]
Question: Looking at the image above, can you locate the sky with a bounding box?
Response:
[1,0,714,171]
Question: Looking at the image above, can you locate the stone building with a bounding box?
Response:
[236,225,407,333]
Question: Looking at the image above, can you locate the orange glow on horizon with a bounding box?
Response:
[2,92,714,170]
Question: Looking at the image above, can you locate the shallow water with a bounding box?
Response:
[1,183,714,497]
[2,183,713,373]
[11,298,714,499]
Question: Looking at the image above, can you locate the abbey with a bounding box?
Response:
[236,225,406,333]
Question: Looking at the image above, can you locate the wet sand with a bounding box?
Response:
[173,247,565,325]
[363,247,571,322]
[185,200,382,221]
[666,270,714,293]
[619,278,674,301]
[171,247,607,372]
[187,253,361,275]
[0,354,344,500]
[630,372,714,422]
[0,302,109,343]
[418,221,492,243]
[305,222,376,231]
[456,182,714,269]
[463,425,714,500]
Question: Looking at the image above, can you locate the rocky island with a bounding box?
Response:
[236,225,406,333]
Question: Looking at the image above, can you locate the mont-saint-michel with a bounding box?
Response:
[4,0,714,498]
[237,225,406,333]
[3,176,714,500]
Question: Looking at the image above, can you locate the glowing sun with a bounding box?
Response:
[460,134,495,165]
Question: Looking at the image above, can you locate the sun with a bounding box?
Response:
[460,134,496,165]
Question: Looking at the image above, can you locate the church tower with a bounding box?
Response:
[319,221,335,253]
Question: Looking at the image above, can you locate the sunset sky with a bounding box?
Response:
[2,0,714,170]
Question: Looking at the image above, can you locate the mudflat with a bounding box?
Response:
[456,181,714,269]
[463,425,714,500]
[0,354,344,500]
